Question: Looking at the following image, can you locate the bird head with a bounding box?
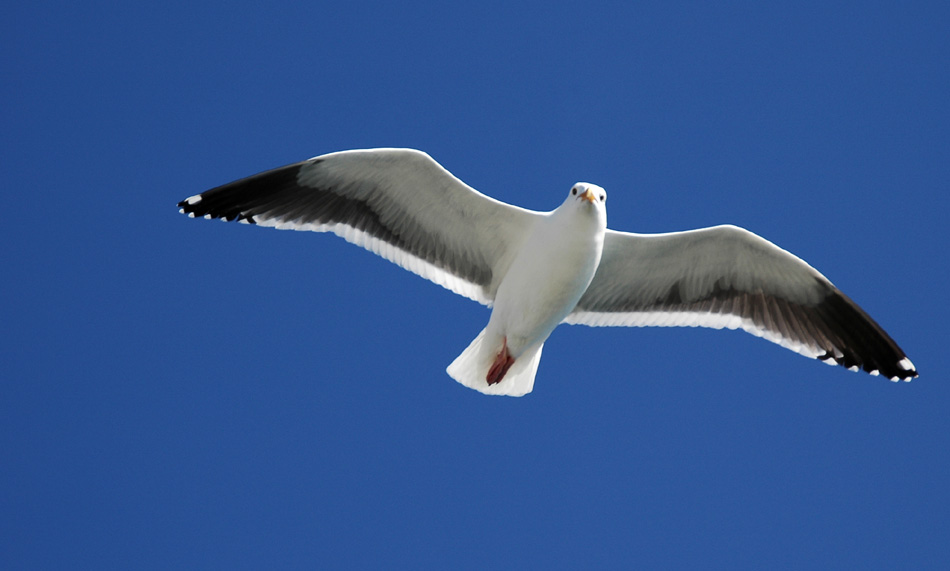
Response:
[570,182,606,205]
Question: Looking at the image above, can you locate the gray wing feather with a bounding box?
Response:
[567,225,917,381]
[179,148,540,305]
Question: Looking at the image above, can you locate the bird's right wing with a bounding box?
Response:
[567,225,916,381]
[178,148,542,305]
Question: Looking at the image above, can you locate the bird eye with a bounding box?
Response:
[600,194,605,202]
[572,187,577,195]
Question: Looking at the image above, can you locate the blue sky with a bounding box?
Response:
[3,1,948,568]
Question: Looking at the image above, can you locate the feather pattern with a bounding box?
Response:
[179,148,540,305]
[567,226,917,381]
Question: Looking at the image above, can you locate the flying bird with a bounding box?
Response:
[178,148,917,396]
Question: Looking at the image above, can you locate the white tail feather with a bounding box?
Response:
[446,328,544,397]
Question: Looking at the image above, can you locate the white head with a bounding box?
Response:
[569,182,606,204]
[560,182,607,227]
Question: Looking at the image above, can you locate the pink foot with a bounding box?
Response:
[487,337,515,385]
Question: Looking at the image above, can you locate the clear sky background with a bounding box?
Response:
[3,1,949,568]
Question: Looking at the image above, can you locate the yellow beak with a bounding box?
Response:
[580,188,597,203]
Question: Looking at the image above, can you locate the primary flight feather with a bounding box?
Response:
[178,148,917,396]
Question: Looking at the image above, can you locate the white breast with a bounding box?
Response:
[488,206,606,356]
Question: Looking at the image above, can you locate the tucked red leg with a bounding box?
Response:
[487,337,515,385]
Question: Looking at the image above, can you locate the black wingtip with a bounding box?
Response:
[814,287,918,382]
[177,161,307,223]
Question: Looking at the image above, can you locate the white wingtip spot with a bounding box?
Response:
[889,376,900,382]
[239,218,252,224]
[188,212,196,218]
[869,369,880,377]
[821,357,836,365]
[203,214,212,220]
[178,208,185,214]
[185,194,202,205]
[848,365,859,372]
[898,357,915,371]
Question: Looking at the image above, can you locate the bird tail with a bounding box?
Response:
[446,327,544,397]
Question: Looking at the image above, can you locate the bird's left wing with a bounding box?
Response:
[179,148,541,305]
[566,225,917,381]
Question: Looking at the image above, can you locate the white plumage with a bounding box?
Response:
[448,181,606,395]
[179,148,917,395]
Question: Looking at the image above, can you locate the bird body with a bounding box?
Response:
[492,185,606,355]
[448,184,607,395]
[178,148,917,396]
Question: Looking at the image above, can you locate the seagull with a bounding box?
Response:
[178,148,917,396]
